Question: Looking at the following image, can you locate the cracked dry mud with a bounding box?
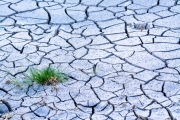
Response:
[0,0,180,120]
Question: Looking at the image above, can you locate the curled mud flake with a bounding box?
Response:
[51,86,59,92]
[134,23,146,30]
[39,100,46,106]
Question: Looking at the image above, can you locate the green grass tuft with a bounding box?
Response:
[25,67,68,85]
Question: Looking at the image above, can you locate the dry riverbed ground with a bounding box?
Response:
[0,0,180,119]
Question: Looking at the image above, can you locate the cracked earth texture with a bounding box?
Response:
[0,0,180,120]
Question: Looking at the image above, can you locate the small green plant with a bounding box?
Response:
[6,78,32,89]
[10,79,30,88]
[25,67,68,85]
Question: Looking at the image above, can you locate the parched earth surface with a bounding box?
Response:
[0,0,180,120]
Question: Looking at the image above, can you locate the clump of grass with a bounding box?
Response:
[25,67,68,85]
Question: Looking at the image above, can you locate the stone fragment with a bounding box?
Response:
[48,8,74,24]
[22,112,37,119]
[39,45,59,53]
[149,27,168,35]
[123,79,143,96]
[69,70,90,81]
[96,104,114,115]
[154,14,180,28]
[128,95,151,108]
[66,10,86,21]
[83,25,101,36]
[156,11,175,17]
[11,0,37,11]
[106,33,127,41]
[99,0,126,7]
[15,58,33,67]
[135,13,160,22]
[103,24,125,34]
[15,8,48,19]
[87,76,103,87]
[171,5,180,13]
[6,53,26,62]
[149,6,167,13]
[122,63,143,72]
[135,9,147,14]
[115,45,145,52]
[145,90,169,102]
[10,41,29,51]
[23,44,37,54]
[94,88,116,100]
[12,32,31,40]
[59,25,73,32]
[83,49,110,59]
[101,55,125,64]
[67,4,87,11]
[113,51,134,58]
[68,37,91,48]
[143,43,180,52]
[72,21,94,29]
[154,49,180,59]
[88,10,114,21]
[107,7,125,12]
[129,31,148,37]
[121,15,139,23]
[133,0,157,7]
[142,80,163,91]
[49,111,75,120]
[58,30,80,39]
[88,6,104,12]
[0,18,14,26]
[154,37,179,43]
[101,78,123,92]
[22,97,41,107]
[34,106,50,117]
[0,4,15,16]
[159,0,175,6]
[156,67,179,74]
[75,86,100,106]
[50,54,75,63]
[71,60,93,70]
[97,19,123,28]
[81,0,102,5]
[15,107,31,115]
[126,51,165,70]
[163,30,180,38]
[73,47,87,58]
[115,37,141,45]
[96,62,116,76]
[91,36,109,45]
[5,99,21,110]
[27,52,44,64]
[157,73,180,82]
[167,59,180,68]
[87,43,114,49]
[109,112,124,119]
[12,16,47,25]
[134,70,158,81]
[149,108,169,119]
